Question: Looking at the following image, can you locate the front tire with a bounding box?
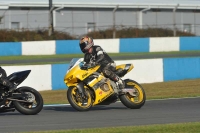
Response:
[13,87,43,115]
[119,79,146,109]
[67,86,93,111]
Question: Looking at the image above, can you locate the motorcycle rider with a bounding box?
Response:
[0,67,16,93]
[79,36,124,90]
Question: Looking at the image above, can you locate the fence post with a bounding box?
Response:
[113,5,118,39]
[48,0,54,36]
[173,4,179,37]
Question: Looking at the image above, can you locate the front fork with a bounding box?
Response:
[76,82,86,98]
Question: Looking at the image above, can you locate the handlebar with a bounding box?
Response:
[80,63,97,70]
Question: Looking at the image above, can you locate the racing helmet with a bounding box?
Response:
[79,36,94,53]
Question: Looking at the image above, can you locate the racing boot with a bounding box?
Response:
[116,77,125,90]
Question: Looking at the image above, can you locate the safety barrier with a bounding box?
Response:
[3,57,200,91]
[0,36,200,56]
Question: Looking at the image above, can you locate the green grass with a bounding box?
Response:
[0,51,199,60]
[22,122,200,133]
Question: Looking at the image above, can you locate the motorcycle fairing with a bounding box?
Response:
[7,70,31,86]
[64,63,101,84]
[85,73,105,89]
[115,64,133,77]
[92,79,115,105]
[83,73,115,105]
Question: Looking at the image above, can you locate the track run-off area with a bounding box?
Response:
[1,97,200,133]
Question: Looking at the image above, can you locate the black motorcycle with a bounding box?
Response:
[0,70,43,115]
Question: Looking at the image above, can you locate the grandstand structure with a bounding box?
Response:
[0,0,200,37]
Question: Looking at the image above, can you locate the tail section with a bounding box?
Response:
[115,64,133,77]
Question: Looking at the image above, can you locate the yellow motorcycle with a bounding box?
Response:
[64,58,146,111]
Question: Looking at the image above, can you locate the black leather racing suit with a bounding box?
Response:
[0,67,14,90]
[84,45,119,82]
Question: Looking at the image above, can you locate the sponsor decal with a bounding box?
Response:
[99,91,103,96]
[82,72,88,78]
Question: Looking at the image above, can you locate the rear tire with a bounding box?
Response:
[119,79,146,109]
[13,87,43,115]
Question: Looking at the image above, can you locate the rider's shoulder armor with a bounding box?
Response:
[93,45,103,52]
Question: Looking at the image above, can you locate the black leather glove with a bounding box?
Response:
[90,62,97,67]
[81,63,88,70]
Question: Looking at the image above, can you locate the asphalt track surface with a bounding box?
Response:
[0,97,200,133]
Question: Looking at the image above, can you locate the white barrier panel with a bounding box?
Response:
[94,38,119,53]
[4,65,52,91]
[22,41,56,55]
[149,37,179,52]
[115,59,163,83]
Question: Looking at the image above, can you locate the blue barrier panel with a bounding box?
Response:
[180,37,200,51]
[0,42,21,56]
[163,57,200,81]
[52,64,69,90]
[119,38,149,53]
[56,40,81,54]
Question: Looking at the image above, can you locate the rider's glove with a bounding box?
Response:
[91,62,97,67]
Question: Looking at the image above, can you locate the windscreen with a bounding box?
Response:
[67,58,84,71]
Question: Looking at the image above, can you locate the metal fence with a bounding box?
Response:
[0,9,200,38]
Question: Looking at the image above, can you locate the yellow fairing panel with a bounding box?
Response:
[93,80,115,105]
[64,64,100,85]
[87,74,104,87]
[116,64,134,72]
[115,64,134,77]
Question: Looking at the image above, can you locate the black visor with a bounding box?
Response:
[80,42,87,53]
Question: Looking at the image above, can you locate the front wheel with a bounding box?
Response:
[119,79,146,109]
[13,87,43,115]
[67,86,93,111]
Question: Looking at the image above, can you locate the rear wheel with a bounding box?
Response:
[67,86,93,111]
[13,87,43,115]
[119,79,146,109]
